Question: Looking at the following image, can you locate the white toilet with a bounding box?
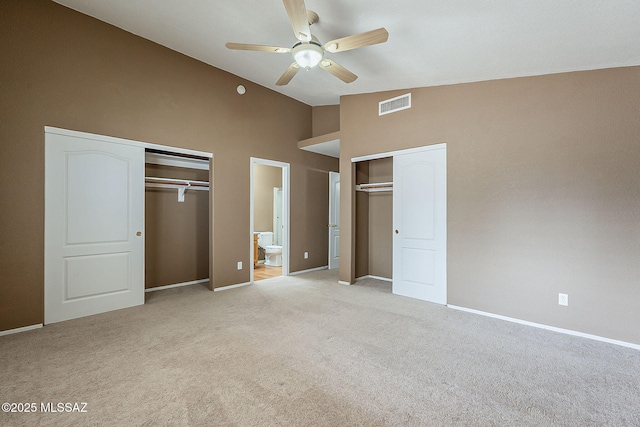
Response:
[257,232,283,267]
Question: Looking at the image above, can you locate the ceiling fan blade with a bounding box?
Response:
[319,59,357,83]
[276,63,301,86]
[225,43,290,53]
[324,28,389,53]
[282,0,311,41]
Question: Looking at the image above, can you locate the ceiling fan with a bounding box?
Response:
[225,0,389,86]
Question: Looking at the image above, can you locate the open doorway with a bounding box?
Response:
[250,158,290,282]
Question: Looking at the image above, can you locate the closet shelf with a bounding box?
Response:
[145,176,209,202]
[355,182,393,193]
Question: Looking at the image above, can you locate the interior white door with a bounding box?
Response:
[328,171,340,270]
[45,131,145,324]
[392,146,447,304]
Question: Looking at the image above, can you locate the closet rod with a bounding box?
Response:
[145,176,209,202]
[145,176,209,188]
[355,182,393,192]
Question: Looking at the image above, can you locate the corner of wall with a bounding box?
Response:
[311,105,340,137]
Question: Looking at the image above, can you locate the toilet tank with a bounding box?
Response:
[257,232,273,247]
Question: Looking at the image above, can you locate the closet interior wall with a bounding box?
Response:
[145,157,210,289]
[355,157,393,280]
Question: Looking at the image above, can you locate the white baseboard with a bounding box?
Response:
[448,305,640,351]
[213,281,251,292]
[289,266,328,276]
[356,275,392,282]
[0,323,43,336]
[145,278,209,293]
[338,281,351,286]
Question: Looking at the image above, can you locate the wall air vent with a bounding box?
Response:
[379,93,411,116]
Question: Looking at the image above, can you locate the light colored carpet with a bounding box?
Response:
[1,269,639,426]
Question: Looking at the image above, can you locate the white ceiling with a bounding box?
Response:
[53,0,640,107]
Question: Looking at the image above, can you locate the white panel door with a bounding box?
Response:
[45,132,144,324]
[328,171,340,270]
[392,146,446,304]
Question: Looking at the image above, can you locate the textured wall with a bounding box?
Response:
[340,67,640,345]
[0,0,337,331]
[312,105,340,137]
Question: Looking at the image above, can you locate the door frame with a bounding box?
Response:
[44,127,214,324]
[351,143,447,302]
[250,157,291,282]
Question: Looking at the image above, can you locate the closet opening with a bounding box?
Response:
[144,149,212,292]
[352,144,447,304]
[354,157,393,292]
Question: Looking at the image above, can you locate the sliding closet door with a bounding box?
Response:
[45,131,144,324]
[392,145,447,304]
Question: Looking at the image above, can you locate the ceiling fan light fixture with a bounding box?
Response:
[292,41,324,69]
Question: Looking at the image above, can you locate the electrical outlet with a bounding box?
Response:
[304,252,309,259]
[237,261,242,270]
[558,293,568,306]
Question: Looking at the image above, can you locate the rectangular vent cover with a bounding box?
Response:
[379,93,411,116]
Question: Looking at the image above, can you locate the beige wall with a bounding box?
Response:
[145,164,210,289]
[312,105,340,137]
[0,0,337,332]
[4,2,638,347]
[340,67,640,345]
[294,167,332,266]
[253,164,282,234]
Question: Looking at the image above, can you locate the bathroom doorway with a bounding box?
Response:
[250,158,290,282]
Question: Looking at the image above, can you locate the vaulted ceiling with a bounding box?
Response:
[54,0,640,106]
